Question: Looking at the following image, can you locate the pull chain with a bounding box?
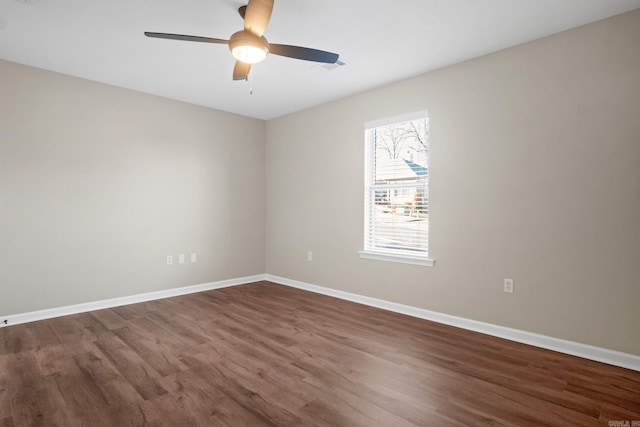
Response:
[249,69,254,95]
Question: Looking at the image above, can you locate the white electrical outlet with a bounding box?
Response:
[307,251,313,261]
[191,253,197,263]
[179,254,185,264]
[167,255,173,265]
[504,278,514,293]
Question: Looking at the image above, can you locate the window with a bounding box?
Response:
[360,111,434,266]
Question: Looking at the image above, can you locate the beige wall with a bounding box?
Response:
[0,60,266,315]
[265,10,640,355]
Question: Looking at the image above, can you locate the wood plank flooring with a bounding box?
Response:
[1,281,639,426]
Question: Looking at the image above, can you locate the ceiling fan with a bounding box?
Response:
[145,0,339,81]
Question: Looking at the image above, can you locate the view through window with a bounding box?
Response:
[363,112,431,264]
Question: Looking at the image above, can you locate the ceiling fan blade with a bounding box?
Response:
[243,0,274,37]
[269,44,339,64]
[144,32,228,45]
[233,61,251,81]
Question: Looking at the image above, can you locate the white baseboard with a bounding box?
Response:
[265,274,640,372]
[3,272,638,372]
[0,274,266,327]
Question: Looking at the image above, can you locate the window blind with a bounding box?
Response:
[364,113,429,259]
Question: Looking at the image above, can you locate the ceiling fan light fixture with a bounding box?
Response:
[229,31,269,64]
[232,45,267,64]
[145,0,341,81]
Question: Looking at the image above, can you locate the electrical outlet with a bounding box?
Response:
[179,254,185,264]
[504,278,514,293]
[307,251,313,261]
[167,255,173,265]
[191,253,197,263]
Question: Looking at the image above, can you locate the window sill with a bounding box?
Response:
[358,250,435,267]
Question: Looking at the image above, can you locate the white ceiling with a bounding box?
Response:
[1,0,639,120]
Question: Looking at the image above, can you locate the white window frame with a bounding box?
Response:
[359,111,434,267]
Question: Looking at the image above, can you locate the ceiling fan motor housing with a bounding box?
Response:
[229,31,270,64]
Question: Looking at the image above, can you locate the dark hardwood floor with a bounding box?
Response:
[1,281,639,426]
